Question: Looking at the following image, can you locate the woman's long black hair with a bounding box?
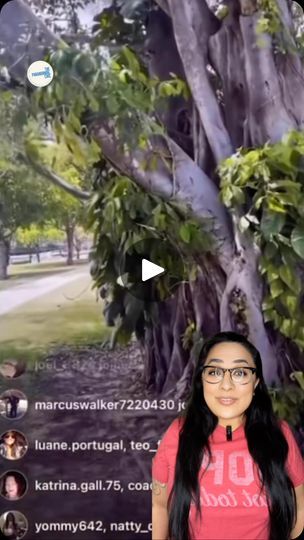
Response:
[4,511,17,531]
[168,331,296,540]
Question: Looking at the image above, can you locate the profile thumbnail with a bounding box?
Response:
[0,472,27,501]
[0,511,28,539]
[0,360,26,380]
[0,391,28,420]
[0,431,28,461]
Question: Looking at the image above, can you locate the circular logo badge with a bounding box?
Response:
[27,61,54,87]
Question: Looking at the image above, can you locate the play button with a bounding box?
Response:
[117,237,185,303]
[142,259,165,281]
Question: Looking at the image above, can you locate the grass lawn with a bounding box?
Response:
[0,260,87,290]
[0,273,111,365]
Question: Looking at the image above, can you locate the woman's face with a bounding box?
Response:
[202,341,259,428]
[5,476,19,499]
[4,433,15,447]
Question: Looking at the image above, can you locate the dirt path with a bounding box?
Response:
[0,266,89,315]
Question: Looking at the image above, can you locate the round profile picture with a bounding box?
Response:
[0,431,28,461]
[0,360,26,380]
[292,1,304,17]
[0,391,28,421]
[0,511,28,539]
[0,472,27,501]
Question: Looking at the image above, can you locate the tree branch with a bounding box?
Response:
[166,0,233,164]
[166,138,235,268]
[92,122,235,273]
[25,154,91,201]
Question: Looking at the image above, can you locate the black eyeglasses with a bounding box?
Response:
[202,366,257,385]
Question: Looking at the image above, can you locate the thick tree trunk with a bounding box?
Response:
[65,225,75,266]
[74,239,81,260]
[35,244,40,263]
[0,239,10,280]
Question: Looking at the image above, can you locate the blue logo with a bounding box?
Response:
[31,67,52,79]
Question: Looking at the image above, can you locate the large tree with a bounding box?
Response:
[0,0,304,395]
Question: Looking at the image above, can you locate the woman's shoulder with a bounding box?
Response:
[278,419,296,439]
[160,415,185,444]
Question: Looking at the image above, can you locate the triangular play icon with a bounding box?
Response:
[142,259,165,282]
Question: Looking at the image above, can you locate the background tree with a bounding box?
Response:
[0,0,304,400]
[0,92,54,279]
[15,224,65,262]
[30,134,93,265]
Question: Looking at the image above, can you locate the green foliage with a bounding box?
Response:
[0,173,47,242]
[91,4,147,48]
[215,4,229,20]
[88,175,212,344]
[16,224,65,247]
[255,0,301,54]
[268,371,304,425]
[181,320,198,351]
[25,45,188,164]
[89,175,211,286]
[219,131,304,349]
[256,0,281,36]
[0,88,85,259]
[0,93,53,242]
[28,0,91,38]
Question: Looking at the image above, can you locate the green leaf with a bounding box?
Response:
[231,186,245,204]
[283,294,299,314]
[262,309,274,323]
[122,46,140,74]
[107,96,120,114]
[159,82,175,97]
[291,225,304,259]
[239,216,250,232]
[278,266,301,294]
[264,242,278,259]
[68,112,82,133]
[179,224,191,243]
[280,245,297,267]
[289,371,304,389]
[270,279,284,298]
[245,214,259,225]
[54,83,64,101]
[261,210,285,239]
[280,319,293,336]
[267,197,286,214]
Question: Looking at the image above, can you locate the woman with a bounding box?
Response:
[0,472,27,501]
[152,332,304,540]
[0,431,28,460]
[0,513,22,539]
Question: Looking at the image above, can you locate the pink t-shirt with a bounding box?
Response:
[152,417,304,540]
